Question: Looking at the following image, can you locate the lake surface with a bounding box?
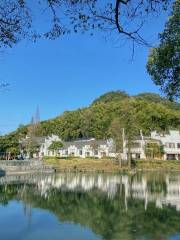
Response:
[0,172,180,240]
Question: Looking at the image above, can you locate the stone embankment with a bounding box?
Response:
[0,160,54,175]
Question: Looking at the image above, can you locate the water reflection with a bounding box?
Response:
[0,172,180,240]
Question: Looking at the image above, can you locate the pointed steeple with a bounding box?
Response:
[34,105,40,124]
[30,116,35,125]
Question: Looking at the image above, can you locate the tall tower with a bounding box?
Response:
[34,106,40,124]
[30,116,35,125]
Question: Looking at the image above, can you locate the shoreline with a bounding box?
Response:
[44,157,180,173]
[1,158,180,175]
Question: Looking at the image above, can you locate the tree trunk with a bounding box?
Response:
[118,152,122,168]
[127,145,131,169]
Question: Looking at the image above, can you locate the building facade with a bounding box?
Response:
[40,137,115,159]
[21,130,180,160]
[151,130,180,160]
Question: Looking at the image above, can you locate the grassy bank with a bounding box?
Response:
[135,159,180,171]
[44,157,127,172]
[44,157,180,173]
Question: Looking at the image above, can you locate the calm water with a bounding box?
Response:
[0,172,180,240]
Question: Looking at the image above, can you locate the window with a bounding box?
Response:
[136,153,141,159]
[167,154,176,160]
[131,142,141,148]
[101,152,106,157]
[165,142,175,148]
[94,150,98,155]
[65,150,68,155]
[79,150,82,155]
[177,143,180,148]
[85,152,90,157]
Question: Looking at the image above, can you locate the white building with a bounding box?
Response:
[40,136,115,159]
[122,136,161,160]
[40,135,61,157]
[151,130,180,160]
[35,173,180,211]
[121,130,180,161]
[22,130,180,160]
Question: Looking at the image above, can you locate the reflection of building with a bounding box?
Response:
[32,173,180,212]
[0,172,180,211]
[156,176,180,211]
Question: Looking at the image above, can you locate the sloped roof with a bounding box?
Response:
[20,136,46,146]
[62,139,107,149]
[131,136,161,142]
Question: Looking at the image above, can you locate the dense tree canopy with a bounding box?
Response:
[48,141,63,151]
[147,0,180,101]
[0,125,27,153]
[109,104,140,167]
[0,0,172,49]
[92,90,129,104]
[29,91,180,140]
[0,133,19,153]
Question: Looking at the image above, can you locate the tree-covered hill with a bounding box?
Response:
[0,91,180,152]
[92,91,180,110]
[92,91,129,105]
[134,93,180,111]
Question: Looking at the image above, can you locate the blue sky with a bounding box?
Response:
[0,10,169,135]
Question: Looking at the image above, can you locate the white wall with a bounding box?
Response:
[40,135,61,157]
[151,130,180,160]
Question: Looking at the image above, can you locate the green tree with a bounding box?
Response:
[0,133,19,153]
[6,147,20,159]
[48,141,63,156]
[21,137,40,158]
[20,122,41,158]
[109,118,124,167]
[147,0,180,101]
[120,101,141,168]
[92,90,129,105]
[145,142,164,159]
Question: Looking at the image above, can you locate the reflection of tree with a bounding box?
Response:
[0,177,180,240]
[146,174,167,194]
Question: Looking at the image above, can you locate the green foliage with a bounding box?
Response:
[145,143,164,159]
[48,141,63,151]
[92,90,129,105]
[117,100,140,167]
[135,92,180,110]
[109,118,124,152]
[0,1,172,50]
[22,137,40,157]
[0,133,19,153]
[6,147,20,156]
[0,124,28,153]
[35,92,180,142]
[147,0,180,100]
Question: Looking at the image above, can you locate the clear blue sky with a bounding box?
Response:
[0,10,169,135]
